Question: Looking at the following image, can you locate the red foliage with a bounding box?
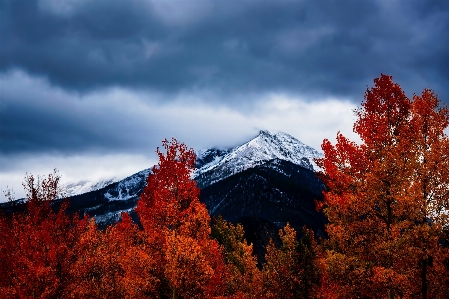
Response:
[4,78,445,298]
[0,170,87,299]
[136,138,227,298]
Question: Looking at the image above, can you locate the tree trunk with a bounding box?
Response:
[421,259,427,299]
[421,255,432,299]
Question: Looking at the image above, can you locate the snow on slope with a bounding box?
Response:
[193,130,323,183]
[103,168,151,201]
[63,168,152,199]
[63,177,121,197]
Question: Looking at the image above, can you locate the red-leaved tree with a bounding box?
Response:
[0,170,87,299]
[136,138,226,298]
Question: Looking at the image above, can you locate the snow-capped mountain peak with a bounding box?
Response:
[193,130,323,187]
[26,130,324,228]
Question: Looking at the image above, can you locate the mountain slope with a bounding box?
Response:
[58,130,322,198]
[200,158,326,263]
[201,158,326,234]
[63,168,151,227]
[63,177,121,198]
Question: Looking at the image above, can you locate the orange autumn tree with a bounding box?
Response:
[317,74,449,298]
[109,212,160,298]
[73,212,159,299]
[136,138,226,298]
[404,88,449,298]
[0,169,87,299]
[73,219,126,299]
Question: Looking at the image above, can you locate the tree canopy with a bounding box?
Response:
[317,74,449,298]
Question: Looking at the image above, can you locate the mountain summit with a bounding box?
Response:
[194,130,322,189]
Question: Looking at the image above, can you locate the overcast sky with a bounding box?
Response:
[1,0,448,201]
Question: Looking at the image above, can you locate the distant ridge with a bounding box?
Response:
[63,177,121,198]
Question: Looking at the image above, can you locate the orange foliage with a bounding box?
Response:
[5,85,445,298]
[2,139,328,298]
[316,74,449,298]
[72,213,159,299]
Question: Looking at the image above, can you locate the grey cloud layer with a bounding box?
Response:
[1,0,448,101]
[1,0,448,160]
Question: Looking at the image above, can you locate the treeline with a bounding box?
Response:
[1,75,449,298]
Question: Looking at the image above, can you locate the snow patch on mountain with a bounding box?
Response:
[196,148,230,169]
[62,168,152,199]
[103,168,151,201]
[63,177,121,197]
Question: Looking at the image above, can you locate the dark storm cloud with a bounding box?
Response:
[0,99,125,155]
[1,0,448,103]
[0,71,159,156]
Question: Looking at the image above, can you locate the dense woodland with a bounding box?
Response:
[1,75,449,298]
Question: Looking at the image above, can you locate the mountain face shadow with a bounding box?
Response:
[200,159,326,232]
[200,159,327,262]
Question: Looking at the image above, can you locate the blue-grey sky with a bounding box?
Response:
[1,0,448,200]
